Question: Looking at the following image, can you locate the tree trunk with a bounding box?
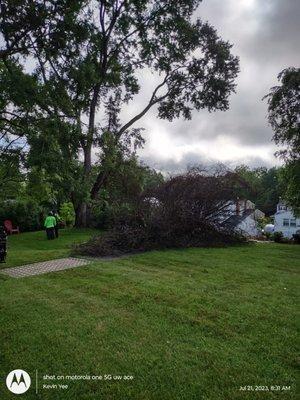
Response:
[84,143,92,173]
[75,84,100,228]
[75,144,92,228]
[75,203,87,228]
[91,170,108,200]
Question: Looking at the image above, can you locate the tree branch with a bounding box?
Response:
[116,76,170,139]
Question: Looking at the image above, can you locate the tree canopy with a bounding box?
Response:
[265,67,300,213]
[0,0,239,226]
[264,67,300,160]
[234,165,283,216]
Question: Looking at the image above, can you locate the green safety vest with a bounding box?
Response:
[44,216,56,228]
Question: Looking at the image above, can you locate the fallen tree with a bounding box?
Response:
[74,169,246,256]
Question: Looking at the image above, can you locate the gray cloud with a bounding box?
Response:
[120,0,300,173]
[244,0,300,65]
[142,149,281,176]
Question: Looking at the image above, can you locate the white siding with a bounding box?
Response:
[274,210,300,238]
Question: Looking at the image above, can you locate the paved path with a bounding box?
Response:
[0,257,91,278]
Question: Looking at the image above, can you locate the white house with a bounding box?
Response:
[274,200,300,238]
[226,199,265,238]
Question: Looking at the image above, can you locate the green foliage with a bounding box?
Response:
[265,231,272,240]
[279,161,300,215]
[265,67,300,161]
[59,202,75,227]
[0,0,63,59]
[264,68,300,214]
[91,198,134,230]
[234,165,283,215]
[257,216,272,231]
[26,167,57,207]
[292,233,300,244]
[0,150,23,201]
[91,151,164,228]
[0,0,239,226]
[273,231,284,243]
[0,198,43,231]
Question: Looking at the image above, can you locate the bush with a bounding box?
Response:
[74,170,246,256]
[273,231,284,243]
[90,198,135,229]
[265,232,272,240]
[0,199,44,231]
[59,202,75,227]
[292,233,300,244]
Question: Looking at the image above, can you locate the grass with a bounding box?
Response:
[1,228,98,268]
[0,231,299,399]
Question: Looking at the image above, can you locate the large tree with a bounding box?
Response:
[0,149,23,200]
[279,162,300,215]
[0,0,239,226]
[265,67,300,212]
[265,67,300,160]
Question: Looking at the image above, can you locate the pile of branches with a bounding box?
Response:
[74,169,246,256]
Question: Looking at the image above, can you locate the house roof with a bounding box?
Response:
[225,209,254,227]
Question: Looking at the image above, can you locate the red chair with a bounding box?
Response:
[4,220,20,235]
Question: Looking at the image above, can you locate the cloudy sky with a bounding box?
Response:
[121,0,300,173]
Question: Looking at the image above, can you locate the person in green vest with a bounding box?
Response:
[44,211,56,240]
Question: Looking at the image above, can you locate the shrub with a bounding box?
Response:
[265,232,272,240]
[0,199,44,231]
[74,170,246,256]
[90,198,135,229]
[292,233,300,244]
[273,231,284,243]
[59,202,75,227]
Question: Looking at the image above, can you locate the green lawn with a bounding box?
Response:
[0,233,299,399]
[1,228,98,268]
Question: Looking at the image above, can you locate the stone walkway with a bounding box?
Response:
[0,257,91,278]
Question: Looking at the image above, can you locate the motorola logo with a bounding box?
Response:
[6,369,31,394]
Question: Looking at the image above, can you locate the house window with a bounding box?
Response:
[283,219,289,227]
[290,219,296,227]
